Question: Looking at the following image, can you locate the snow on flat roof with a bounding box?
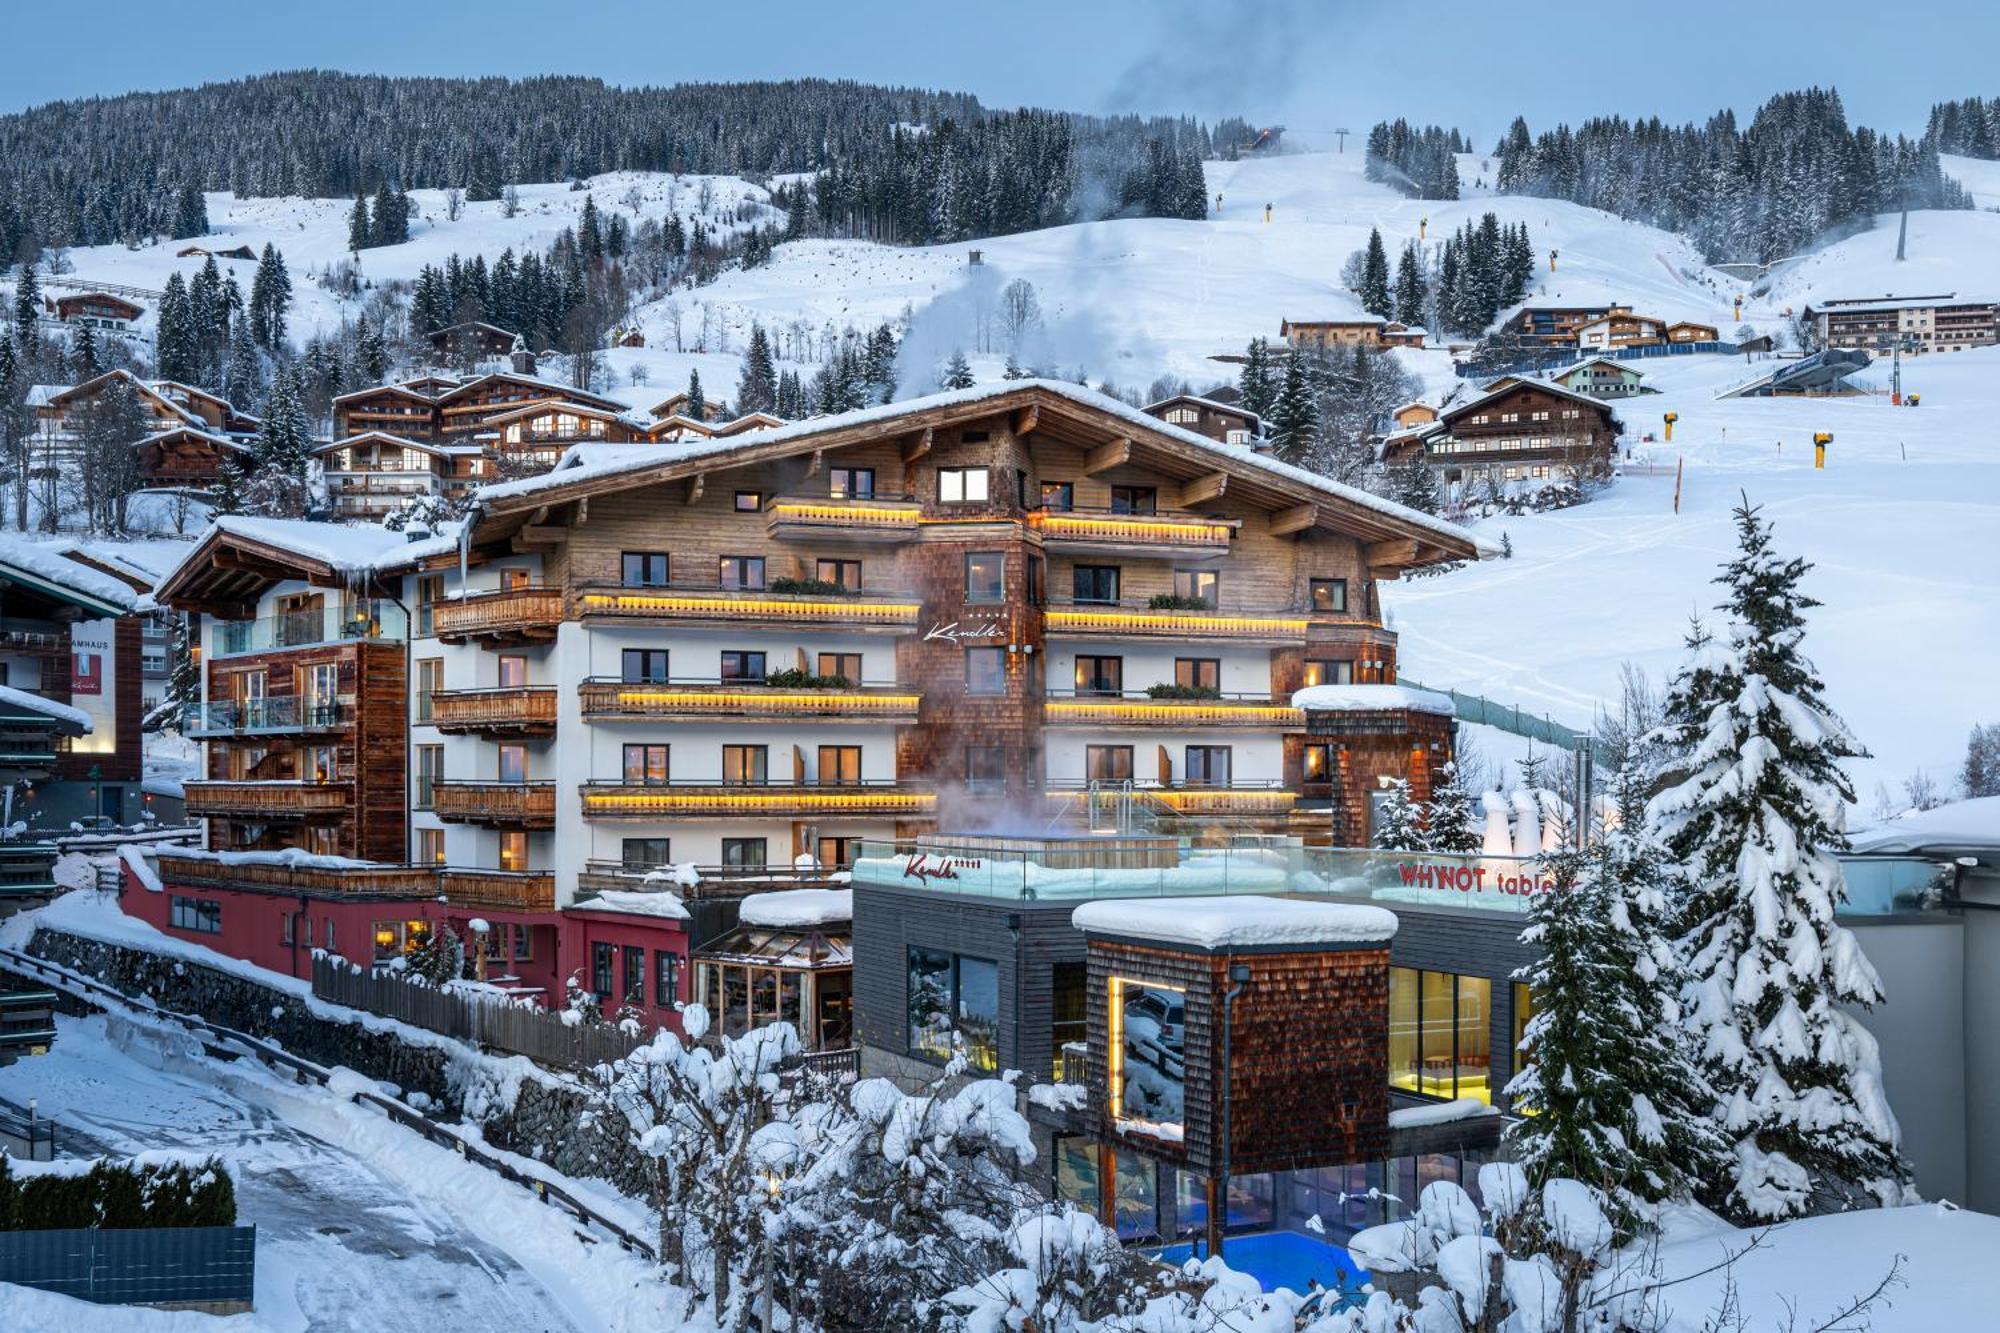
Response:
[474,379,1496,557]
[564,890,690,921]
[0,534,138,611]
[1071,894,1398,949]
[1292,683,1457,716]
[0,684,91,731]
[1850,796,2000,854]
[738,888,852,928]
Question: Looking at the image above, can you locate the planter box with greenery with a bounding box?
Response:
[1145,593,1217,611]
[768,577,860,598]
[761,668,855,689]
[1143,683,1225,700]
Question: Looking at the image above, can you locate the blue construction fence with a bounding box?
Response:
[1461,339,1742,382]
[0,1224,255,1309]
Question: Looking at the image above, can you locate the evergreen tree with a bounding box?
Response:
[347,194,372,251]
[861,323,897,404]
[1371,778,1424,850]
[737,323,777,414]
[466,146,502,203]
[171,183,210,239]
[1391,453,1441,514]
[408,922,466,986]
[1358,227,1393,318]
[1421,761,1483,854]
[155,272,200,383]
[1236,337,1275,418]
[209,452,247,516]
[1648,500,1909,1221]
[70,322,99,381]
[685,368,705,421]
[249,244,291,350]
[1264,346,1317,466]
[247,364,311,516]
[1964,722,2000,799]
[223,322,263,408]
[355,316,388,382]
[13,266,40,352]
[1393,242,1427,328]
[578,194,603,265]
[940,349,974,390]
[163,613,199,730]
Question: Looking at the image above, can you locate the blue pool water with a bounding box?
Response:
[1148,1229,1369,1298]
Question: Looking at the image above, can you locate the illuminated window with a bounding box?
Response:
[498,831,528,872]
[1075,655,1123,696]
[907,949,999,1070]
[1041,481,1074,511]
[1389,967,1493,1103]
[1174,658,1220,691]
[621,744,671,785]
[1303,659,1353,687]
[1301,742,1333,783]
[734,491,763,512]
[497,655,528,688]
[1310,579,1348,613]
[417,828,445,865]
[815,558,862,590]
[722,745,768,785]
[1085,745,1134,783]
[816,653,862,684]
[829,467,875,499]
[1172,569,1218,607]
[719,555,765,590]
[816,745,862,786]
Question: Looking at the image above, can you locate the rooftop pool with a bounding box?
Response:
[1149,1229,1369,1299]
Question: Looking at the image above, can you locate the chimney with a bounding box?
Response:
[509,335,536,377]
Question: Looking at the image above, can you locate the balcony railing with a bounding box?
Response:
[575,584,919,631]
[157,851,434,898]
[1028,506,1235,556]
[577,860,845,900]
[438,868,556,913]
[432,780,557,828]
[214,603,407,656]
[1046,779,1296,817]
[1042,598,1309,641]
[187,697,346,737]
[428,686,558,736]
[765,495,921,543]
[579,678,921,724]
[431,586,565,646]
[580,779,933,820]
[185,781,354,819]
[1042,690,1303,728]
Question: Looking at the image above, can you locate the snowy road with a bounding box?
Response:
[0,1014,602,1332]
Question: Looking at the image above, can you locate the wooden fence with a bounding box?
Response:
[310,956,648,1071]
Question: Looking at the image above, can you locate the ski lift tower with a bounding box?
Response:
[1334,127,1351,154]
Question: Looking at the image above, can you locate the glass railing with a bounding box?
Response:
[213,602,408,655]
[852,839,1959,917]
[188,697,345,733]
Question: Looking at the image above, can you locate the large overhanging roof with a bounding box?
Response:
[152,517,419,617]
[466,380,1493,564]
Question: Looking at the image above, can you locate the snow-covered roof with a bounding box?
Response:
[1850,796,2000,855]
[1140,392,1261,425]
[0,684,91,732]
[564,889,691,921]
[1071,894,1398,949]
[738,888,853,929]
[311,431,456,459]
[474,379,1497,558]
[1549,356,1644,380]
[0,533,140,613]
[1292,683,1457,716]
[135,424,252,454]
[1438,375,1618,424]
[154,515,456,600]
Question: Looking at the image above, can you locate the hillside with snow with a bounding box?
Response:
[24,146,2000,797]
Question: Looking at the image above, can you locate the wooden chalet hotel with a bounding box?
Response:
[142,379,1487,1036]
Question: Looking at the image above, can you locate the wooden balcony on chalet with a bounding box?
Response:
[1028,506,1236,559]
[1042,690,1304,729]
[156,852,434,898]
[431,586,565,647]
[575,585,919,633]
[432,780,557,829]
[578,678,921,725]
[765,495,921,544]
[438,868,556,913]
[426,686,558,737]
[580,780,934,820]
[1042,598,1309,644]
[184,781,354,820]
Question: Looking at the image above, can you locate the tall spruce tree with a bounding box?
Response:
[1236,337,1275,418]
[737,324,777,414]
[1358,228,1393,318]
[13,266,40,352]
[347,194,372,251]
[685,368,706,421]
[248,364,311,516]
[1421,761,1483,854]
[1393,242,1427,328]
[1370,778,1423,850]
[155,272,200,383]
[70,323,99,381]
[1264,346,1317,466]
[1648,500,1909,1221]
[171,183,209,239]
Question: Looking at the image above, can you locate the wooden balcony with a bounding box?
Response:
[433,780,557,829]
[427,687,558,737]
[578,679,921,725]
[576,585,919,633]
[765,495,921,544]
[439,868,556,913]
[186,697,347,738]
[1043,692,1304,729]
[185,781,354,820]
[1028,507,1236,558]
[1043,600,1308,643]
[156,852,434,898]
[431,586,565,646]
[580,781,934,820]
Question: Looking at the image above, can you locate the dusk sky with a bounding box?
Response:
[7,0,1988,141]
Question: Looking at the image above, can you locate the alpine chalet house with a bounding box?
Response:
[1494,303,1628,348]
[0,536,148,827]
[1665,320,1719,344]
[1803,293,2000,354]
[424,320,527,367]
[1573,310,1667,351]
[47,291,144,332]
[1546,357,1649,399]
[28,370,260,488]
[1141,394,1260,446]
[1389,378,1621,498]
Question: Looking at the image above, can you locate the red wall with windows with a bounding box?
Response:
[121,869,690,1033]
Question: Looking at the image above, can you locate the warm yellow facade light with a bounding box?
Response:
[580,592,920,624]
[1043,609,1307,637]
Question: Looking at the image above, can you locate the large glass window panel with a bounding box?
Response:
[1112,1154,1159,1240]
[1420,970,1456,1097]
[1054,1137,1098,1209]
[1457,975,1492,1104]
[779,972,803,1030]
[723,965,750,1035]
[956,957,1000,1072]
[1388,966,1420,1095]
[908,947,954,1060]
[1113,979,1185,1131]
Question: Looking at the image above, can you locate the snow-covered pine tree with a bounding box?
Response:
[163,612,198,731]
[1264,345,1317,466]
[1392,453,1441,514]
[155,273,200,384]
[1421,760,1483,854]
[1393,241,1427,328]
[1505,765,1725,1238]
[736,323,777,413]
[1964,722,2000,798]
[12,267,40,354]
[171,183,209,240]
[1371,777,1424,850]
[1359,227,1393,317]
[245,364,311,517]
[1236,337,1275,418]
[685,368,705,421]
[407,922,465,986]
[1648,499,1909,1221]
[347,194,371,251]
[940,349,974,390]
[69,323,99,381]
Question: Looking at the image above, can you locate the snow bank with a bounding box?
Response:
[0,684,92,731]
[1071,894,1397,948]
[119,844,164,893]
[737,888,851,928]
[0,532,140,610]
[1388,1096,1499,1130]
[1851,795,2000,854]
[564,889,690,921]
[1291,683,1457,715]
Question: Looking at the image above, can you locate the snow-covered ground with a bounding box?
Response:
[0,1009,694,1332]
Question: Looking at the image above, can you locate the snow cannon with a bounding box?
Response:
[1420,216,1428,241]
[1264,203,1272,224]
[1814,431,1831,469]
[1548,248,1558,273]
[1663,411,1678,443]
[1734,294,1742,321]
[1909,393,1921,408]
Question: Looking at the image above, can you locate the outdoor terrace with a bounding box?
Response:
[580,780,934,820]
[579,678,921,725]
[575,585,919,633]
[426,686,559,737]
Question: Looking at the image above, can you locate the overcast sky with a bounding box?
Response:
[7,0,1986,142]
